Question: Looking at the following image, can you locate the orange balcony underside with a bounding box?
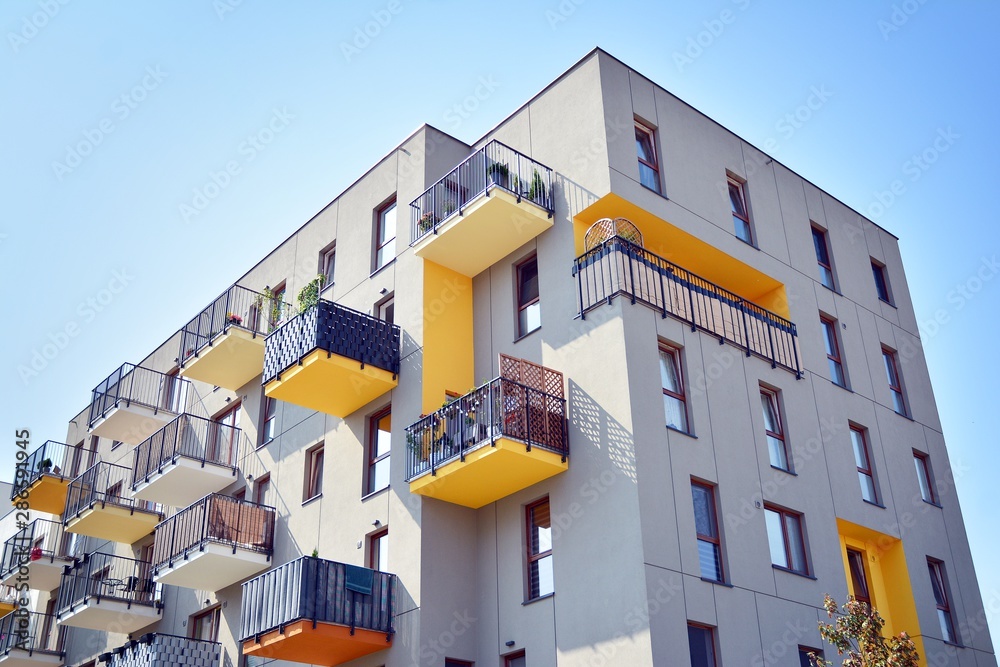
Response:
[0,601,15,618]
[180,328,265,391]
[12,475,70,515]
[243,619,391,667]
[264,349,397,418]
[64,504,160,544]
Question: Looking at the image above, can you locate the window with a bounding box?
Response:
[89,436,100,464]
[212,402,240,465]
[799,647,823,667]
[728,177,752,244]
[374,199,396,271]
[303,443,324,501]
[253,474,270,506]
[882,347,907,416]
[659,345,689,433]
[765,505,808,575]
[846,548,872,607]
[927,559,957,643]
[270,282,286,329]
[871,260,892,304]
[190,605,221,642]
[634,121,661,193]
[321,244,336,287]
[688,624,717,667]
[260,394,277,445]
[367,407,391,494]
[515,255,541,337]
[914,451,936,504]
[164,369,188,414]
[850,426,878,504]
[526,497,553,600]
[760,388,789,471]
[812,225,835,289]
[369,528,388,571]
[820,316,846,387]
[504,651,526,667]
[445,660,474,667]
[691,482,724,582]
[376,293,395,325]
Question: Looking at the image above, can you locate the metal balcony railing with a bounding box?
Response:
[405,376,569,481]
[89,363,191,429]
[56,552,159,613]
[0,518,73,580]
[240,556,394,643]
[409,140,555,244]
[64,461,164,522]
[11,440,74,500]
[262,299,401,385]
[0,610,63,657]
[573,235,802,376]
[151,494,275,575]
[179,284,287,365]
[132,414,242,490]
[98,633,220,667]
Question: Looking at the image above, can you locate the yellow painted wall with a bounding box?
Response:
[422,260,474,414]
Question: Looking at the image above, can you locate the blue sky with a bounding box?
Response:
[2,0,996,647]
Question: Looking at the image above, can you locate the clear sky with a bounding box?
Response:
[2,0,996,648]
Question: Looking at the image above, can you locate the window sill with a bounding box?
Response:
[514,327,541,344]
[862,499,886,509]
[361,486,390,502]
[302,493,322,507]
[640,182,668,200]
[820,284,839,294]
[830,380,852,392]
[666,425,696,439]
[892,410,914,422]
[256,438,274,451]
[522,592,554,606]
[770,465,796,476]
[942,640,964,648]
[369,258,395,279]
[700,577,733,588]
[771,565,816,580]
[922,499,943,509]
[878,297,897,309]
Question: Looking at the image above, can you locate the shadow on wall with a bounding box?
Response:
[567,379,636,485]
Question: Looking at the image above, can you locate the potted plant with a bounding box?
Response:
[297,274,326,312]
[441,200,457,217]
[226,312,243,326]
[527,169,546,203]
[38,458,53,474]
[417,212,438,235]
[487,161,509,189]
[30,546,42,561]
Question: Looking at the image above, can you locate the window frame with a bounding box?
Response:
[913,450,937,504]
[253,474,270,506]
[320,243,336,290]
[764,504,809,575]
[368,527,388,571]
[882,346,907,416]
[366,406,392,496]
[691,481,724,583]
[820,316,846,387]
[190,605,221,642]
[687,623,718,667]
[375,292,395,325]
[799,647,823,667]
[846,547,873,606]
[659,344,690,434]
[515,254,541,338]
[849,425,879,505]
[760,386,790,471]
[634,120,661,194]
[811,225,835,289]
[871,259,893,304]
[303,442,324,502]
[525,496,553,601]
[927,558,958,644]
[374,198,397,271]
[504,650,526,667]
[728,176,753,244]
[260,394,277,446]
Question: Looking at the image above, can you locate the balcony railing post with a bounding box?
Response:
[766,318,777,369]
[739,300,752,357]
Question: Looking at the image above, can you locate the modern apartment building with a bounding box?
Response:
[5,48,995,667]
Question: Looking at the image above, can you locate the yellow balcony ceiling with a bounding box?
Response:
[12,475,70,515]
[179,327,265,391]
[243,620,391,667]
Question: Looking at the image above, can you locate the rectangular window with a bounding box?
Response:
[760,388,789,471]
[688,624,717,667]
[253,474,270,506]
[850,426,878,504]
[799,647,823,667]
[526,497,553,600]
[164,369,188,414]
[765,505,808,575]
[211,401,240,465]
[303,443,324,501]
[375,199,396,271]
[367,407,391,494]
[190,606,221,642]
[260,394,277,445]
[321,244,336,287]
[812,225,835,289]
[928,559,957,643]
[270,283,286,329]
[882,347,907,416]
[820,316,846,387]
[635,121,661,193]
[872,260,892,303]
[504,651,526,667]
[728,177,753,244]
[691,482,724,582]
[914,451,936,504]
[659,345,689,433]
[369,528,388,571]
[516,255,541,337]
[376,293,395,325]
[846,548,872,606]
[445,660,474,667]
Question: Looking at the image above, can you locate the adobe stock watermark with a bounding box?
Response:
[544,0,587,30]
[213,0,247,21]
[918,255,1000,341]
[17,269,135,385]
[759,85,834,154]
[861,127,959,221]
[878,0,931,41]
[7,0,71,53]
[673,0,753,73]
[340,0,403,62]
[178,107,294,223]
[51,66,169,181]
[443,76,500,130]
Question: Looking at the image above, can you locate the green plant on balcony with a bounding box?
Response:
[297,274,326,312]
[527,169,546,202]
[487,161,509,188]
[417,211,439,235]
[226,312,243,326]
[38,458,53,473]
[254,287,285,331]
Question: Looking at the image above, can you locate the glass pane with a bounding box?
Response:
[697,540,722,581]
[639,162,660,192]
[784,514,806,573]
[664,395,688,432]
[828,358,845,386]
[379,204,396,245]
[530,503,551,554]
[728,183,746,217]
[812,228,830,265]
[873,264,890,301]
[850,430,869,469]
[688,625,716,667]
[928,562,946,605]
[691,485,716,537]
[507,655,527,667]
[534,553,554,597]
[821,321,836,355]
[938,609,956,643]
[760,393,779,433]
[376,238,395,269]
[375,414,391,456]
[915,456,933,502]
[819,265,834,289]
[859,473,877,503]
[372,458,389,492]
[635,128,654,163]
[734,217,752,243]
[660,350,681,393]
[883,352,898,386]
[891,390,906,415]
[765,509,787,568]
[518,260,539,304]
[518,301,541,335]
[767,435,788,470]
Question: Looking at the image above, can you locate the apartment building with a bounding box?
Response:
[4,48,994,667]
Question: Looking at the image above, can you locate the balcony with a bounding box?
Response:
[179,285,282,391]
[89,363,191,445]
[0,611,63,667]
[240,557,394,667]
[0,519,73,591]
[0,589,15,618]
[64,462,163,544]
[131,414,241,508]
[56,552,161,633]
[98,633,220,667]
[10,441,73,514]
[152,493,274,591]
[409,140,555,277]
[574,235,802,377]
[263,300,400,418]
[405,355,568,508]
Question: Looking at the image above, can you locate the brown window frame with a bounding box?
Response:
[871,259,892,304]
[374,198,397,271]
[504,650,526,667]
[303,442,324,501]
[634,121,661,193]
[525,496,553,601]
[820,316,846,387]
[515,254,541,338]
[913,450,937,504]
[927,558,958,644]
[691,481,724,583]
[846,548,872,606]
[260,393,277,446]
[765,504,809,575]
[659,344,689,433]
[445,660,474,667]
[189,604,221,642]
[375,292,395,325]
[850,425,878,504]
[253,474,270,506]
[811,225,835,289]
[687,623,718,667]
[882,346,907,416]
[367,406,391,495]
[728,177,752,244]
[760,387,789,471]
[368,527,388,571]
[320,243,336,288]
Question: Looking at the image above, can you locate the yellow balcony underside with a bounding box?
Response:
[264,349,397,418]
[0,647,63,667]
[13,475,70,515]
[65,504,161,544]
[243,619,391,667]
[180,328,265,391]
[409,437,568,509]
[0,601,15,618]
[413,190,553,278]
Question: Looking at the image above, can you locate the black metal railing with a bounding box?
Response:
[405,377,569,481]
[262,299,401,385]
[152,494,275,576]
[64,461,164,522]
[89,363,191,428]
[573,235,802,376]
[240,556,394,643]
[0,610,63,657]
[98,633,220,667]
[0,518,73,581]
[56,552,159,615]
[410,140,555,244]
[132,414,241,491]
[11,439,74,500]
[179,284,286,366]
